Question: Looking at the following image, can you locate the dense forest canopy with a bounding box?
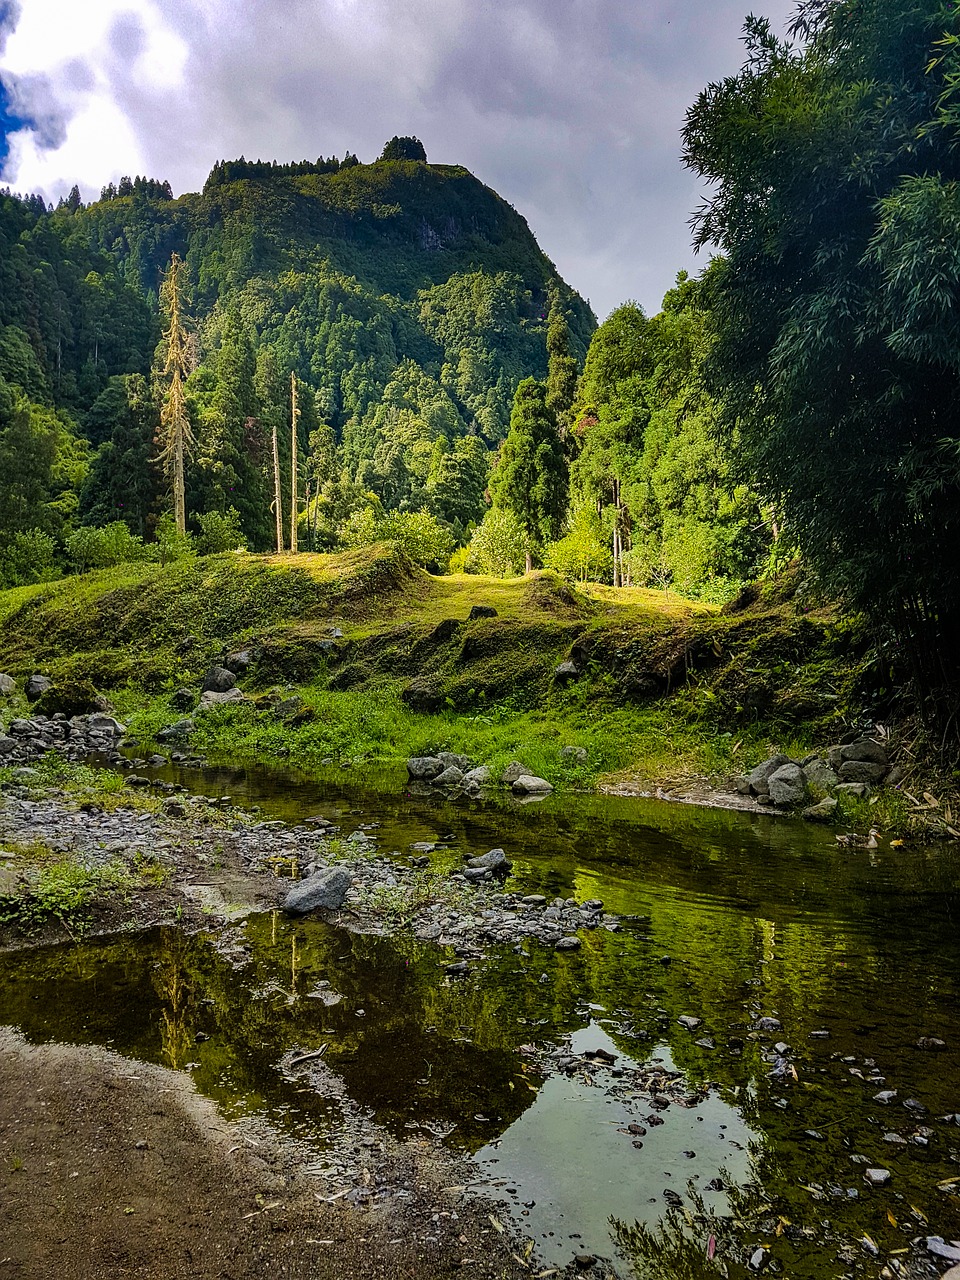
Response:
[683,0,960,704]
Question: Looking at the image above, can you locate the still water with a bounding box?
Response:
[2,759,959,1276]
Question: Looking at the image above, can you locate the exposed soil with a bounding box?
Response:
[0,1028,528,1280]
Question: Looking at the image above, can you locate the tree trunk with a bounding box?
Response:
[271,421,283,554]
[525,547,533,574]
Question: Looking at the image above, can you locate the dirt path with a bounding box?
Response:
[0,1029,525,1280]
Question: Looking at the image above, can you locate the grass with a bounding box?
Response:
[0,546,862,799]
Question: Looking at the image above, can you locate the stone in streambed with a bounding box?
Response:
[466,848,511,873]
[433,766,464,787]
[201,666,236,693]
[500,761,533,784]
[198,688,245,710]
[512,775,553,795]
[282,867,352,915]
[406,756,444,780]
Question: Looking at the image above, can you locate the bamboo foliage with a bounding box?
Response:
[156,254,195,534]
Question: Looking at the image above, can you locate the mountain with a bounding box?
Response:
[0,145,595,571]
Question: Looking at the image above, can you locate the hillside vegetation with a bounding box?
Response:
[0,549,865,790]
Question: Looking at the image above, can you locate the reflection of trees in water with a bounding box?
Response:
[152,930,198,1070]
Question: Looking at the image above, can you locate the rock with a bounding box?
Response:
[873,1090,897,1104]
[407,756,444,780]
[429,618,461,643]
[841,739,888,766]
[863,1168,891,1187]
[555,937,581,950]
[573,1255,596,1270]
[926,1239,960,1264]
[804,758,839,792]
[511,775,553,795]
[201,666,237,694]
[0,735,18,755]
[732,774,753,795]
[0,674,15,696]
[87,713,126,736]
[560,746,588,763]
[835,781,870,799]
[468,605,498,619]
[125,775,151,788]
[282,867,352,915]
[433,766,464,787]
[156,718,195,743]
[678,1015,703,1031]
[25,674,52,702]
[802,797,838,822]
[224,649,255,674]
[198,688,245,710]
[501,761,533,784]
[747,754,792,796]
[170,688,196,712]
[916,1036,946,1050]
[753,1016,782,1032]
[466,848,511,873]
[462,765,492,785]
[9,719,39,737]
[436,751,471,770]
[401,679,446,712]
[554,660,579,681]
[768,762,807,807]
[838,760,887,784]
[886,765,907,786]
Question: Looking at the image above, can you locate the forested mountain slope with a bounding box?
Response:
[0,144,594,569]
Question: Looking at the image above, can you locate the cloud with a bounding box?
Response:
[0,0,794,317]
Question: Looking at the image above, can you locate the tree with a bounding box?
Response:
[80,375,158,537]
[155,254,194,534]
[545,288,579,439]
[489,378,567,572]
[683,0,960,709]
[379,136,427,163]
[466,507,526,577]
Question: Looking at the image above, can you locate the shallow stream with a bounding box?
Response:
[3,759,960,1276]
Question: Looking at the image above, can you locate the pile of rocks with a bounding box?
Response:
[406,754,554,797]
[0,712,128,768]
[734,734,896,819]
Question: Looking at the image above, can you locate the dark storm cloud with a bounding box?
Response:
[3,0,797,317]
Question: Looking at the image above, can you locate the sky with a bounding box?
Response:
[0,0,795,320]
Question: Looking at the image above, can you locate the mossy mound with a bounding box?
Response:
[32,679,110,719]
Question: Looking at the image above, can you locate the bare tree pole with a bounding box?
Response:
[290,372,300,554]
[271,417,284,554]
[156,254,195,534]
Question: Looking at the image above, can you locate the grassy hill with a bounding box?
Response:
[0,549,862,791]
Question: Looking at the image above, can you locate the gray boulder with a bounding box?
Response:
[156,718,195,743]
[407,756,444,780]
[466,848,511,874]
[198,688,245,710]
[804,758,839,792]
[282,867,352,915]
[170,688,196,712]
[9,719,39,737]
[462,765,493,785]
[732,774,753,796]
[827,745,845,771]
[555,660,579,682]
[0,674,15,696]
[835,781,870,799]
[224,649,255,674]
[25,674,52,702]
[433,766,464,787]
[202,666,237,694]
[501,761,533,784]
[838,760,886,784]
[468,604,498,619]
[802,797,838,823]
[512,774,553,795]
[767,762,807,807]
[560,745,587,763]
[747,754,792,796]
[437,751,471,771]
[87,713,126,736]
[0,735,18,755]
[841,739,888,766]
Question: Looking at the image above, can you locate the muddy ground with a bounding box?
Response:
[0,1028,530,1280]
